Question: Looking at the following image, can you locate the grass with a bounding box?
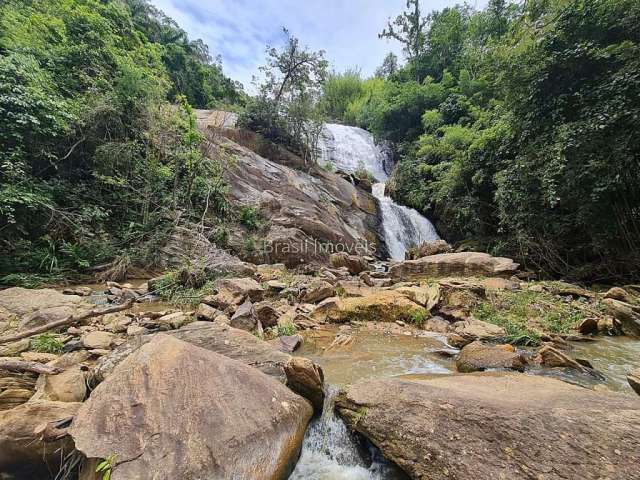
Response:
[153,270,217,307]
[31,333,64,354]
[270,322,298,338]
[409,308,428,327]
[473,288,589,345]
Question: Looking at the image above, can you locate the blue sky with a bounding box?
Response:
[149,0,488,92]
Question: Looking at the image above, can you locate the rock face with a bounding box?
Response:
[209,134,382,266]
[0,287,92,330]
[92,322,324,411]
[336,373,640,480]
[0,400,81,478]
[71,335,313,480]
[389,252,519,281]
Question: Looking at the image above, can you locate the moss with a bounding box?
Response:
[473,287,590,345]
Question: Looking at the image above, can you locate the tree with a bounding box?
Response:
[379,0,428,82]
[375,52,399,79]
[260,28,328,107]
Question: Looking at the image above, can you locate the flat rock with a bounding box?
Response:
[451,318,506,340]
[389,252,519,281]
[299,280,336,304]
[71,335,312,480]
[336,373,640,480]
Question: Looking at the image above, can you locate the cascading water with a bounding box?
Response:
[318,124,439,260]
[289,386,405,480]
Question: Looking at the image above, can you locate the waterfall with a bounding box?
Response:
[318,124,439,260]
[289,386,403,480]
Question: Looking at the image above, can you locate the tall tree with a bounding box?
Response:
[379,0,428,82]
[375,52,399,79]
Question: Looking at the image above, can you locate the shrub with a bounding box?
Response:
[31,333,64,354]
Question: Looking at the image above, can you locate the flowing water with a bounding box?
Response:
[290,325,454,479]
[319,124,439,260]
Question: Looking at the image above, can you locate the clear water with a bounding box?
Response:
[289,386,407,480]
[318,124,439,260]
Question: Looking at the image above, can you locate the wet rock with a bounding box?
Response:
[230,299,257,331]
[299,280,335,304]
[456,341,527,373]
[335,373,640,480]
[195,303,221,321]
[446,332,474,348]
[628,369,640,396]
[0,400,81,478]
[602,298,640,336]
[330,252,370,275]
[405,239,452,259]
[92,322,324,412]
[578,317,599,335]
[71,335,312,480]
[389,252,519,281]
[81,331,115,350]
[311,291,425,324]
[536,345,596,374]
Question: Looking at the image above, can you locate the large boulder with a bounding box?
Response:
[336,373,640,480]
[389,252,519,281]
[311,291,425,324]
[0,400,81,478]
[602,298,640,336]
[299,279,336,304]
[405,240,452,260]
[330,252,370,275]
[71,335,313,480]
[0,287,92,330]
[91,322,324,411]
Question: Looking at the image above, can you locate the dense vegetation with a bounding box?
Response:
[1,0,638,285]
[321,0,640,281]
[0,0,244,285]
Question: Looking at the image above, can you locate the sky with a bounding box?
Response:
[149,0,488,92]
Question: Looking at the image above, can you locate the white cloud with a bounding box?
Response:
[149,0,487,92]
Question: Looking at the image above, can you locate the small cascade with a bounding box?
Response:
[319,124,439,260]
[289,386,404,480]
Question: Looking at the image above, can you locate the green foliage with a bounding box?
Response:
[0,0,240,281]
[238,28,327,165]
[272,322,298,337]
[320,69,364,121]
[474,288,587,345]
[368,0,639,281]
[153,269,216,306]
[238,206,261,230]
[408,308,428,327]
[96,454,117,480]
[30,334,64,354]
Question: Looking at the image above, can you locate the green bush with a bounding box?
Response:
[31,334,64,354]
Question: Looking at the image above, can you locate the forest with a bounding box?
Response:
[1,0,639,284]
